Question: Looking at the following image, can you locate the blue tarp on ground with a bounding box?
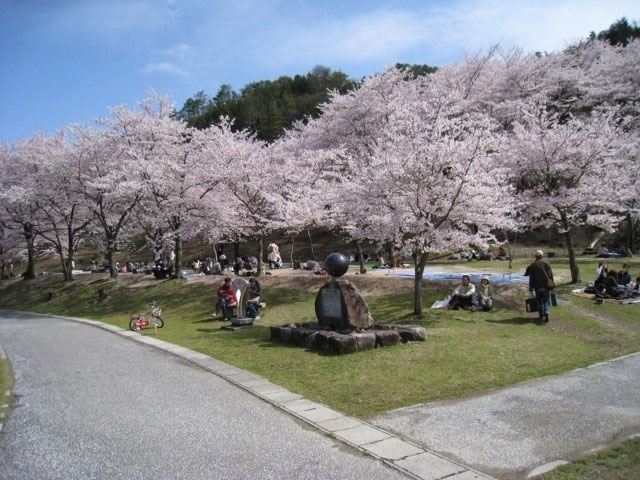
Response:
[392,270,529,284]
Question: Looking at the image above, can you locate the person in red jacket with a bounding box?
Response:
[212,277,236,320]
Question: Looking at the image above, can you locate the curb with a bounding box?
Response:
[1,310,492,480]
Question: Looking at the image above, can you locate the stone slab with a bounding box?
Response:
[235,378,272,389]
[361,437,424,460]
[448,471,493,479]
[335,424,391,446]
[281,398,321,412]
[250,383,286,396]
[317,416,363,432]
[526,460,569,478]
[297,407,343,423]
[263,391,302,403]
[395,452,466,480]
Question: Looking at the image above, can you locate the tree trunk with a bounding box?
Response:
[560,212,579,283]
[106,233,117,279]
[173,234,183,279]
[257,235,264,277]
[23,222,36,279]
[58,247,71,281]
[212,244,219,263]
[628,213,635,255]
[307,229,315,259]
[65,224,74,281]
[290,234,295,265]
[234,242,240,260]
[413,252,427,316]
[356,241,366,274]
[387,242,396,269]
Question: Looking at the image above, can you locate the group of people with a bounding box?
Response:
[212,277,262,321]
[593,261,639,299]
[446,275,495,312]
[446,250,555,323]
[449,246,510,262]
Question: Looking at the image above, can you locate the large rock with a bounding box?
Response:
[373,324,427,343]
[304,331,319,349]
[396,326,427,342]
[316,330,340,351]
[353,332,376,351]
[328,334,358,354]
[291,327,317,346]
[375,330,400,347]
[315,279,374,331]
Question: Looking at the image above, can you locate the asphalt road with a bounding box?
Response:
[0,312,406,480]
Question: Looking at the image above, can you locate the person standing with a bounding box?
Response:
[267,243,280,269]
[528,250,555,323]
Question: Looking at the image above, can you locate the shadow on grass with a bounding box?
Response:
[487,316,543,325]
[192,318,217,324]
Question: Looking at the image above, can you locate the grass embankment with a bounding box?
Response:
[0,347,12,435]
[1,257,638,418]
[542,436,640,480]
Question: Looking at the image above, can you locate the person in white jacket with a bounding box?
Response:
[447,275,478,310]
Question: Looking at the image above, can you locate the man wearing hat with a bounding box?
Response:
[528,250,555,323]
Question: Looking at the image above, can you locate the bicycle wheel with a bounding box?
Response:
[129,317,140,331]
[154,317,164,328]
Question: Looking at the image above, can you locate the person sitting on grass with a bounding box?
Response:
[447,275,478,311]
[476,276,494,311]
[246,278,261,320]
[633,276,640,297]
[596,270,629,299]
[617,264,631,286]
[212,277,236,320]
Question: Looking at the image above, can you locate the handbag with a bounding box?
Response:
[525,297,538,313]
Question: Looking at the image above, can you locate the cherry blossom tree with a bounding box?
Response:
[288,66,517,314]
[0,137,48,279]
[22,132,94,281]
[123,94,220,278]
[204,119,289,276]
[70,124,143,278]
[504,102,626,283]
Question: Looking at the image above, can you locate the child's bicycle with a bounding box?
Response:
[129,300,164,331]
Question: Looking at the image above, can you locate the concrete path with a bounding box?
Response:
[371,352,640,479]
[0,311,487,480]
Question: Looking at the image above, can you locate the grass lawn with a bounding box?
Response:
[0,348,12,437]
[1,261,638,419]
[541,436,640,480]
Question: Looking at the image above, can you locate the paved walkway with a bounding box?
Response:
[0,311,486,480]
[371,352,640,478]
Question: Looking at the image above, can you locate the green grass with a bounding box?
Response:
[0,348,13,436]
[0,269,638,418]
[541,437,640,480]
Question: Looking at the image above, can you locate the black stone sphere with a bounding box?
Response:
[324,253,349,277]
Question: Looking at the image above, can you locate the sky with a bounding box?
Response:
[1,0,639,142]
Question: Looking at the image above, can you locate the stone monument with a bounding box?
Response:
[271,252,427,354]
[315,253,374,331]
